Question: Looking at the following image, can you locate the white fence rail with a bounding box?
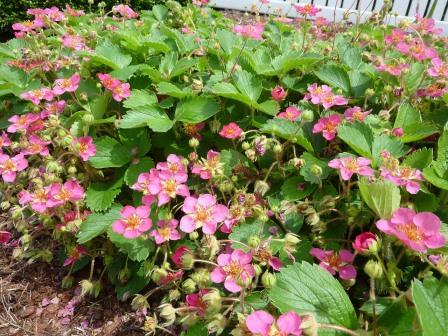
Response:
[210,0,448,34]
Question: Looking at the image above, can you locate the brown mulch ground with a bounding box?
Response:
[0,249,146,336]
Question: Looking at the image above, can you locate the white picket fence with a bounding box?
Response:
[210,0,448,35]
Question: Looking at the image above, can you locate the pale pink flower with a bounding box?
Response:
[246,310,302,336]
[376,62,409,76]
[412,14,442,35]
[328,156,373,180]
[62,34,86,50]
[131,170,159,195]
[210,249,255,292]
[305,83,332,104]
[427,58,448,77]
[63,246,87,266]
[219,122,243,139]
[48,180,85,207]
[97,73,120,90]
[180,194,228,234]
[181,26,192,34]
[112,206,152,239]
[20,88,54,105]
[233,23,265,40]
[192,0,209,6]
[22,135,50,156]
[73,136,96,161]
[320,92,348,110]
[150,219,181,244]
[0,132,11,148]
[344,106,370,122]
[156,176,190,206]
[380,165,423,194]
[385,28,407,45]
[310,248,357,279]
[111,83,131,102]
[352,232,378,254]
[12,19,44,35]
[113,4,139,19]
[312,114,342,141]
[19,188,52,213]
[396,39,437,61]
[53,73,80,96]
[64,4,85,17]
[376,208,445,253]
[277,106,301,121]
[0,154,28,182]
[191,150,223,180]
[43,7,65,22]
[156,154,188,181]
[260,0,270,4]
[43,100,66,114]
[271,86,286,101]
[293,3,321,16]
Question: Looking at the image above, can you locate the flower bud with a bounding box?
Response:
[261,271,277,288]
[131,294,149,310]
[1,201,10,210]
[254,180,270,196]
[203,289,222,314]
[209,119,221,134]
[241,141,251,150]
[82,113,95,125]
[310,164,322,177]
[80,279,94,296]
[191,268,210,288]
[301,109,314,122]
[192,79,203,93]
[182,278,197,293]
[289,157,304,168]
[219,180,233,193]
[285,233,300,246]
[365,88,375,97]
[201,235,219,259]
[364,260,383,279]
[253,264,262,277]
[151,267,168,283]
[189,137,199,148]
[208,313,227,334]
[168,289,181,301]
[301,314,318,336]
[143,316,157,333]
[159,304,176,325]
[245,149,256,161]
[118,267,132,283]
[236,273,252,288]
[272,144,282,153]
[248,235,261,248]
[67,166,77,175]
[189,231,199,240]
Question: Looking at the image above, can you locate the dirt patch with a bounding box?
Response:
[0,249,145,336]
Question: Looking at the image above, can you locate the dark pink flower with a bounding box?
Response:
[48,180,85,207]
[385,28,407,45]
[312,114,342,141]
[97,73,120,90]
[219,122,243,139]
[271,86,286,101]
[73,136,96,161]
[112,205,152,239]
[392,127,404,137]
[43,100,66,114]
[210,249,255,292]
[277,106,301,121]
[376,208,445,253]
[150,219,181,245]
[246,310,302,336]
[328,156,374,180]
[172,246,192,268]
[180,194,228,234]
[64,246,87,266]
[53,73,80,95]
[352,232,378,254]
[310,248,357,280]
[0,154,28,182]
[185,289,209,316]
[0,231,12,245]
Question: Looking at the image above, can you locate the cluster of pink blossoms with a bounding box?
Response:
[19,180,84,213]
[246,310,303,336]
[97,73,131,102]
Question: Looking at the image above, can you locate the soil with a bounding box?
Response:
[0,248,146,336]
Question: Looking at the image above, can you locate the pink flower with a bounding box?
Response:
[0,132,11,148]
[385,28,407,45]
[376,208,445,253]
[328,156,374,180]
[62,34,86,50]
[191,150,223,180]
[43,100,66,114]
[344,106,370,122]
[150,219,181,245]
[172,246,192,268]
[233,23,265,40]
[210,249,255,292]
[53,73,80,96]
[111,83,131,102]
[20,88,54,105]
[0,231,12,245]
[48,180,85,207]
[156,154,188,181]
[64,4,85,17]
[312,114,342,141]
[277,106,301,121]
[112,206,152,239]
[97,73,120,90]
[0,154,28,182]
[219,122,243,139]
[310,248,357,280]
[396,39,437,61]
[19,188,52,213]
[412,14,442,35]
[246,310,302,336]
[12,19,44,35]
[380,165,423,194]
[180,194,228,234]
[113,4,139,19]
[427,58,448,77]
[22,135,50,156]
[352,232,378,254]
[376,62,409,76]
[271,86,286,101]
[293,3,321,16]
[7,114,40,133]
[320,92,348,110]
[185,289,210,317]
[305,84,347,109]
[73,136,96,161]
[63,246,87,266]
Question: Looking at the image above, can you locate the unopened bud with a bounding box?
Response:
[301,110,314,122]
[82,113,95,124]
[261,272,277,288]
[189,137,199,148]
[285,233,300,245]
[272,144,282,153]
[159,304,176,325]
[310,164,322,177]
[182,278,197,293]
[254,180,270,196]
[248,235,261,248]
[131,294,149,310]
[80,279,94,296]
[364,260,383,279]
[189,231,199,240]
[168,289,181,301]
[203,289,222,314]
[151,267,168,283]
[241,141,251,150]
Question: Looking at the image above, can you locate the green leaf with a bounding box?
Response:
[403,148,433,170]
[107,229,154,262]
[434,130,448,177]
[212,82,252,106]
[315,64,351,94]
[414,192,440,212]
[220,149,254,176]
[269,262,358,334]
[233,70,262,103]
[229,219,270,248]
[394,103,421,128]
[300,152,330,184]
[115,264,149,300]
[412,277,448,336]
[281,176,316,201]
[81,41,132,70]
[256,100,280,116]
[401,123,438,143]
[156,82,194,98]
[77,204,122,244]
[120,107,174,132]
[85,175,124,212]
[183,324,208,336]
[124,157,155,186]
[271,52,322,74]
[152,4,168,21]
[423,166,448,190]
[376,298,420,336]
[337,122,373,158]
[404,63,426,92]
[260,118,313,152]
[371,134,406,167]
[358,178,401,219]
[89,136,132,169]
[348,71,372,97]
[123,90,157,109]
[174,97,220,123]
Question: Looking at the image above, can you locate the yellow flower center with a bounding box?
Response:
[397,223,423,242]
[125,214,141,230]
